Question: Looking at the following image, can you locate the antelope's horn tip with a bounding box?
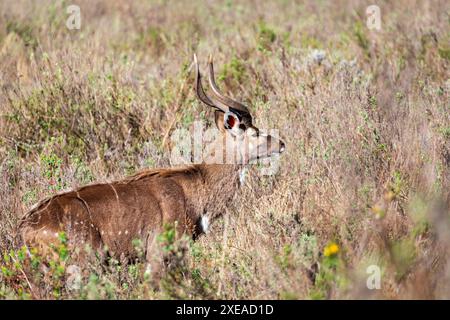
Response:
[208,54,213,64]
[193,53,198,63]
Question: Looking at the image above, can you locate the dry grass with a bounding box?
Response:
[0,0,449,299]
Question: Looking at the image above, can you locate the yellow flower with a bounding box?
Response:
[384,191,396,202]
[371,204,385,219]
[324,242,339,257]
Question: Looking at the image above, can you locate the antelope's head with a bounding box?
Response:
[194,55,285,165]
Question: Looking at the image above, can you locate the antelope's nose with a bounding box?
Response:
[279,140,286,153]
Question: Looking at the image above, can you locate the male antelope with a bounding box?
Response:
[18,55,285,263]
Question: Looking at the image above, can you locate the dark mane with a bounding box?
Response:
[122,164,204,182]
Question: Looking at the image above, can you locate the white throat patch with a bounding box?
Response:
[239,167,247,185]
[201,215,210,234]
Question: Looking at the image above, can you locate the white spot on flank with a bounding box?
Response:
[125,230,129,235]
[118,231,122,235]
[201,216,210,234]
[54,233,59,237]
[144,264,152,278]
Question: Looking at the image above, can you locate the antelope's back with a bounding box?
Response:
[19,174,187,257]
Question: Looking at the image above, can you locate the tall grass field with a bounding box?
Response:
[0,0,449,299]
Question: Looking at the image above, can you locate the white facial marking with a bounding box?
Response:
[201,215,210,234]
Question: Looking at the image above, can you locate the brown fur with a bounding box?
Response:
[19,164,240,261]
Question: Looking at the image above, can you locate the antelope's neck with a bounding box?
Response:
[189,164,242,221]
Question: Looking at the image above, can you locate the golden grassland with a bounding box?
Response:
[0,0,449,299]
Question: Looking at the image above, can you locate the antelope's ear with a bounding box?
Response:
[214,110,226,132]
[215,111,241,134]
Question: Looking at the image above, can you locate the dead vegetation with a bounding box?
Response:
[0,0,449,299]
